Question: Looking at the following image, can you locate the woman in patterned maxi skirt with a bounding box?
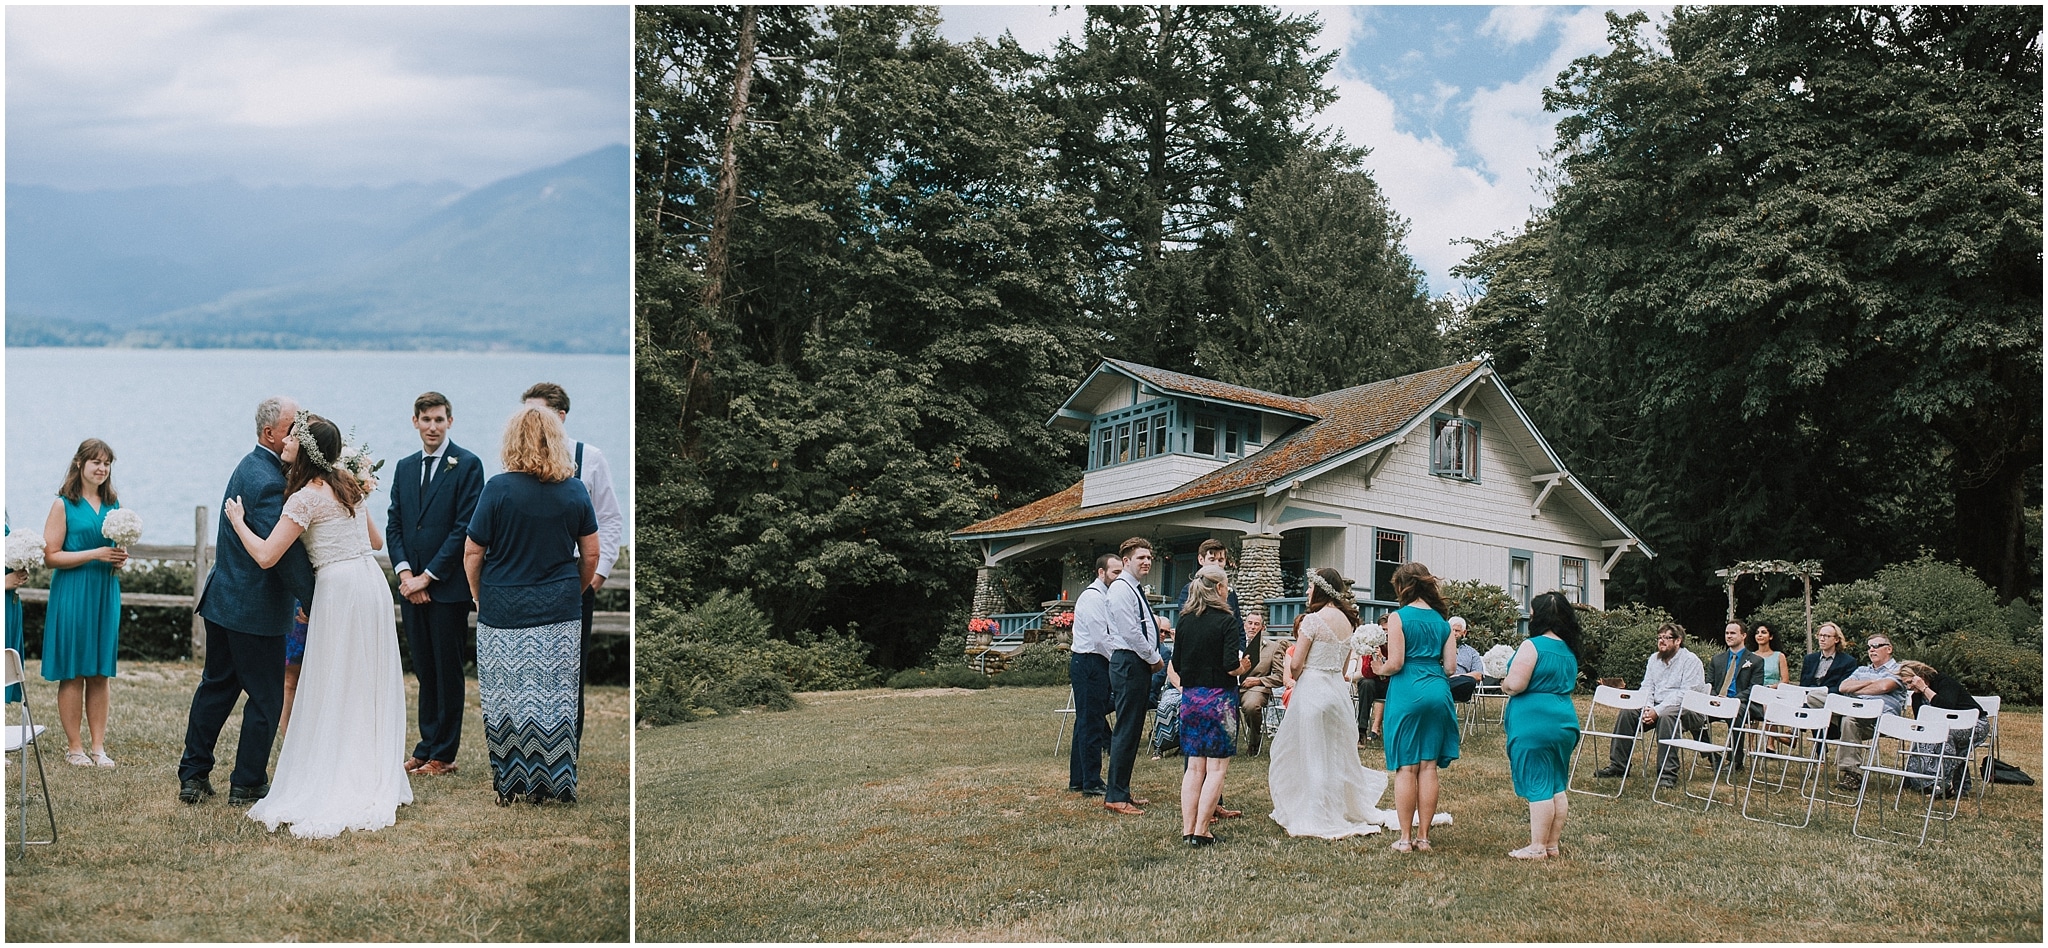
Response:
[465,407,600,805]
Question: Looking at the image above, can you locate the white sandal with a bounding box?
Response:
[91,751,116,768]
[64,751,92,767]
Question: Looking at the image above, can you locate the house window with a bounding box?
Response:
[1509,550,1532,612]
[1374,530,1408,603]
[1431,415,1479,480]
[1152,420,1169,456]
[1193,416,1217,456]
[1097,427,1114,468]
[1561,556,1587,604]
[1133,417,1151,459]
[1115,422,1132,463]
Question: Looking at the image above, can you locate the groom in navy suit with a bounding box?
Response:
[180,396,316,805]
[387,392,484,777]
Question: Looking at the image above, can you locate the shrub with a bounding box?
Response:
[2002,598,2041,648]
[1914,631,2043,706]
[636,590,875,725]
[1576,602,1680,690]
[1439,579,1519,652]
[990,642,1070,687]
[885,664,988,689]
[1875,553,2007,649]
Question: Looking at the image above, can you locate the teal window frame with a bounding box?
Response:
[1508,549,1533,613]
[1430,413,1480,481]
[1373,529,1408,603]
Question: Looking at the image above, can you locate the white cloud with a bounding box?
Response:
[7,6,627,190]
[1479,6,1558,46]
[937,4,1087,55]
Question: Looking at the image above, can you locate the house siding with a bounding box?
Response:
[1082,453,1231,508]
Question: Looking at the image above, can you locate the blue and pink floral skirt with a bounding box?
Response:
[1178,686,1238,759]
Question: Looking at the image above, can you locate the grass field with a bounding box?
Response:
[4,659,630,942]
[639,685,2043,942]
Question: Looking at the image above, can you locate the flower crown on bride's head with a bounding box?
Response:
[289,412,333,471]
[1308,570,1354,607]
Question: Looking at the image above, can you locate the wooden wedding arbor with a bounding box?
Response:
[1715,558,1823,650]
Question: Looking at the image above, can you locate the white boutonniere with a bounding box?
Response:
[446,456,458,468]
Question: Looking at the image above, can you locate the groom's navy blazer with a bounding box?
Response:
[197,445,315,636]
[386,441,484,603]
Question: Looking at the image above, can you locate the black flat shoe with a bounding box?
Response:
[1190,834,1217,847]
[227,782,270,806]
[178,777,215,804]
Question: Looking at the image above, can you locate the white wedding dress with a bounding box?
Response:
[1268,609,1397,838]
[247,487,412,839]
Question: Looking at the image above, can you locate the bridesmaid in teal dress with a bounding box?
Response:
[6,517,25,703]
[1502,591,1583,860]
[1370,562,1460,853]
[40,439,128,768]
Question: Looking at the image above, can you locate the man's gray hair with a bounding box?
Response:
[1449,615,1467,629]
[255,397,292,434]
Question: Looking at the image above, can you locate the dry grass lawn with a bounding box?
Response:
[5,659,629,942]
[639,685,2042,942]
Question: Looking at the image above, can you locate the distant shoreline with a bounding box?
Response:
[4,334,628,355]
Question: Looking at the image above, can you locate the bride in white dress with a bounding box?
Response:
[223,413,411,839]
[1268,571,1396,838]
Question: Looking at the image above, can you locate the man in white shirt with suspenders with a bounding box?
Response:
[522,382,623,746]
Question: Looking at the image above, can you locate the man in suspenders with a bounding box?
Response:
[522,383,624,745]
[1066,554,1120,796]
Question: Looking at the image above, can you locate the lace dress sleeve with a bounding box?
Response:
[282,487,321,528]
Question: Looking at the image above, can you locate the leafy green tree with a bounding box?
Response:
[1459,7,2041,633]
[1040,5,1344,370]
[636,7,1092,669]
[1199,150,1447,397]
[1438,579,1520,653]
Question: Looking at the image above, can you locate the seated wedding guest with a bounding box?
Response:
[1448,617,1485,702]
[1171,565,1249,847]
[1502,592,1582,860]
[1593,623,1705,789]
[1150,626,1179,759]
[465,407,600,805]
[1706,621,1764,769]
[1746,621,1792,747]
[1800,621,1859,692]
[1237,614,1285,756]
[1355,644,1385,746]
[1827,634,1907,792]
[1895,660,1987,797]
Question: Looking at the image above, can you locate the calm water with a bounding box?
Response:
[6,348,630,549]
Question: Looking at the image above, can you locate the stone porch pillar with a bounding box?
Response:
[1237,534,1284,621]
[972,566,1002,619]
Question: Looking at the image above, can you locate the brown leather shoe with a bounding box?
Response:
[403,756,428,773]
[1103,801,1145,815]
[416,760,458,776]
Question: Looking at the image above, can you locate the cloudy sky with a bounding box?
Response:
[939,4,1665,296]
[6,5,629,191]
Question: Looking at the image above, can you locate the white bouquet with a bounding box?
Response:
[5,530,45,571]
[1482,643,1516,680]
[336,436,384,493]
[101,509,143,547]
[1347,622,1386,655]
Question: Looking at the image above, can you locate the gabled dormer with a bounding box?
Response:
[1050,360,1320,508]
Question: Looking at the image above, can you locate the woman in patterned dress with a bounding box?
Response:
[1371,561,1460,852]
[465,407,599,805]
[1171,565,1249,846]
[40,439,128,767]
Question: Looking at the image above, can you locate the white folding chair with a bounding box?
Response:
[1735,686,1810,790]
[1052,686,1077,755]
[1816,694,1887,807]
[1739,703,1832,828]
[1460,682,1508,739]
[1650,691,1744,812]
[1568,685,1652,799]
[1911,704,1983,819]
[1970,694,2001,807]
[1851,713,1956,847]
[5,648,56,851]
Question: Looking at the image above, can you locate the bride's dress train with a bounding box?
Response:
[247,487,412,839]
[1268,610,1398,838]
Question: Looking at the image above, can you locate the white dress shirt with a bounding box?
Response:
[1642,647,1707,718]
[1069,578,1114,659]
[575,441,624,580]
[1104,573,1162,665]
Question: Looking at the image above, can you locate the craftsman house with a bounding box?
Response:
[951,358,1652,642]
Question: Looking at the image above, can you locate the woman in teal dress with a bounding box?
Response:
[40,439,128,767]
[1502,591,1582,860]
[1370,562,1460,852]
[6,517,25,703]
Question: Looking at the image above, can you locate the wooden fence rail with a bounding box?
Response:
[16,506,629,660]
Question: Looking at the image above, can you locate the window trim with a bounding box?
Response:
[1373,529,1409,604]
[1560,555,1587,605]
[1508,548,1533,614]
[1429,413,1480,481]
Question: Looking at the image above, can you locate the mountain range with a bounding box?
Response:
[7,144,629,353]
